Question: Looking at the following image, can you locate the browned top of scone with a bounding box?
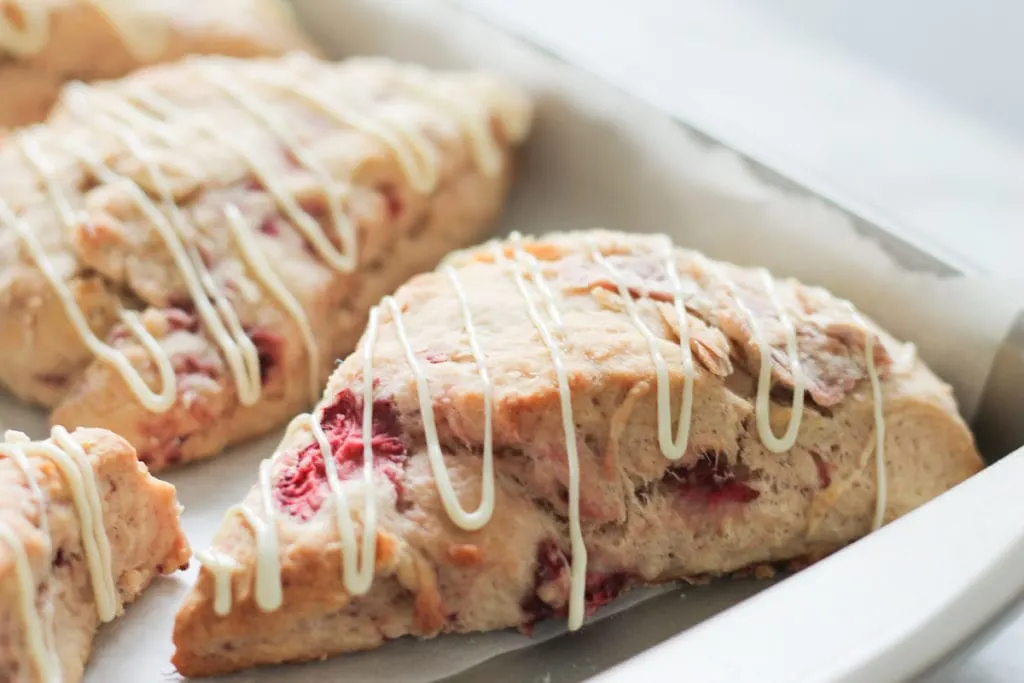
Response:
[0,0,319,126]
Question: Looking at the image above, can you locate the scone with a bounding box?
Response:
[0,426,190,683]
[172,229,982,676]
[0,52,533,470]
[0,0,317,126]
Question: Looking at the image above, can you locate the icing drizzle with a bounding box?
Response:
[0,58,511,413]
[498,234,587,629]
[0,0,171,61]
[706,259,808,453]
[387,285,496,530]
[851,305,888,529]
[585,236,696,460]
[0,428,118,683]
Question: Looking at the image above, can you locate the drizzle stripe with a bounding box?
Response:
[224,204,321,402]
[585,237,695,461]
[707,260,807,453]
[386,285,495,530]
[500,233,587,630]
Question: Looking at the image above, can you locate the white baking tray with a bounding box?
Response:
[5,0,1022,681]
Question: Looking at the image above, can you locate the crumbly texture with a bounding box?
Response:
[172,230,983,676]
[0,0,318,126]
[0,53,532,469]
[0,428,191,683]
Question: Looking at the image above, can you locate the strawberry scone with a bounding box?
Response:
[173,229,981,676]
[0,52,532,470]
[0,427,190,683]
[0,0,317,126]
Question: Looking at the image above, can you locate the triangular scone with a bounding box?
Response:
[0,52,532,469]
[0,0,317,126]
[0,427,190,683]
[174,229,981,676]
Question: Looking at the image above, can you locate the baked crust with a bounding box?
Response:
[0,0,318,126]
[0,53,533,469]
[172,229,982,676]
[0,427,190,683]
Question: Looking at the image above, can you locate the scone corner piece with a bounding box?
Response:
[0,426,191,683]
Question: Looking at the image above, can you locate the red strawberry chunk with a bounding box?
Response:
[670,451,760,509]
[274,389,407,521]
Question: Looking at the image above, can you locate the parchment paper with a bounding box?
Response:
[0,0,1017,681]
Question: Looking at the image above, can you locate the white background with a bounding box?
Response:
[743,0,1024,144]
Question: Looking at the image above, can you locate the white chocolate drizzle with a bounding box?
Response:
[192,549,239,617]
[584,237,695,460]
[201,259,502,609]
[386,280,495,530]
[1,60,510,416]
[224,204,321,402]
[0,521,59,683]
[849,305,887,529]
[198,267,502,613]
[41,426,118,620]
[0,428,119,683]
[118,76,361,274]
[499,233,587,629]
[257,75,441,196]
[62,89,266,408]
[0,0,170,61]
[392,70,502,177]
[709,262,807,453]
[208,307,385,611]
[314,303,382,597]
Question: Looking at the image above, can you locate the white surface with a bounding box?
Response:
[925,601,1024,682]
[738,0,1024,146]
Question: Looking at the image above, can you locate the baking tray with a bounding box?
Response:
[2,0,1013,681]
